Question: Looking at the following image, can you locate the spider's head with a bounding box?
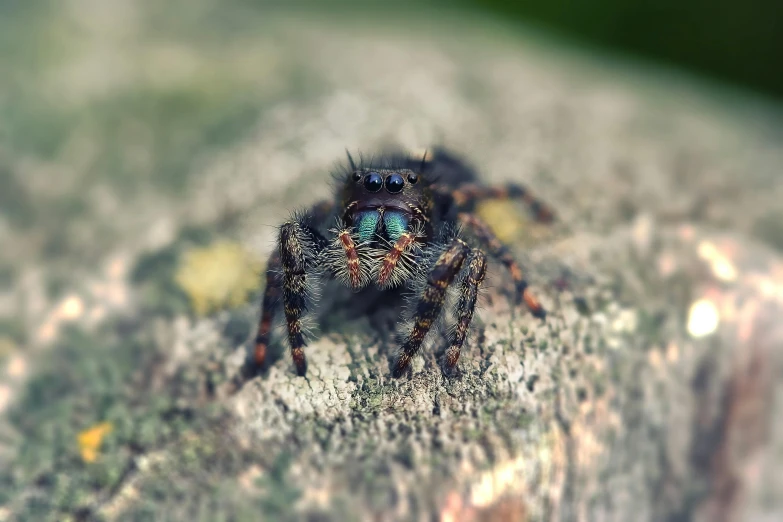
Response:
[340,151,434,242]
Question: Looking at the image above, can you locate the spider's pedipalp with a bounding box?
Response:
[376,231,416,288]
[376,223,426,289]
[324,224,374,291]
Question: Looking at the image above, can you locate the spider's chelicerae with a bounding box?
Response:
[249,148,554,379]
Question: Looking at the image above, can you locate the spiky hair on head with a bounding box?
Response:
[332,147,439,185]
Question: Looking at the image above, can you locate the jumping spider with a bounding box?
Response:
[249,148,554,379]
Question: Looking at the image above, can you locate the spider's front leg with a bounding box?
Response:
[248,201,332,378]
[392,239,480,378]
[277,218,327,376]
[444,248,487,372]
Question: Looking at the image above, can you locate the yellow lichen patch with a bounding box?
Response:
[0,337,16,360]
[475,200,527,243]
[78,422,113,463]
[175,241,263,316]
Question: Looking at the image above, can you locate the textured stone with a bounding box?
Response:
[2,4,782,521]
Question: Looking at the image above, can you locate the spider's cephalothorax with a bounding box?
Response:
[250,149,555,378]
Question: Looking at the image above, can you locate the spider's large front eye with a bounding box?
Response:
[385,173,404,193]
[364,172,383,192]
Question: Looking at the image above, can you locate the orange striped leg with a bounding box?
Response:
[252,199,332,374]
[377,231,417,288]
[392,239,470,378]
[337,229,363,290]
[444,249,487,371]
[253,250,282,369]
[278,221,314,376]
[436,182,555,223]
[458,213,546,319]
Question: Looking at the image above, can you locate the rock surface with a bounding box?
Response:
[1,3,782,521]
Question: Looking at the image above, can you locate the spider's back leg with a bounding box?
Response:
[458,212,546,318]
[252,249,282,370]
[434,181,555,223]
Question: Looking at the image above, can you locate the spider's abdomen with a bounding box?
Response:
[423,148,478,186]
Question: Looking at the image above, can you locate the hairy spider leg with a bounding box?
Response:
[279,220,329,376]
[253,249,282,368]
[444,248,487,370]
[252,200,332,375]
[392,239,470,378]
[458,213,546,319]
[437,182,555,223]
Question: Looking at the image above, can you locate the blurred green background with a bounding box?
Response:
[468,0,783,99]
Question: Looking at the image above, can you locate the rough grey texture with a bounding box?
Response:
[1,3,782,521]
[219,15,783,521]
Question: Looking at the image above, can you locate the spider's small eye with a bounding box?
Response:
[352,172,361,182]
[407,173,419,184]
[385,173,405,194]
[364,172,383,192]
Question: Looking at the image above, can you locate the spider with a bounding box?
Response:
[248,148,554,379]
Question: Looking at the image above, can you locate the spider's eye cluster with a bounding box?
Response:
[361,171,419,193]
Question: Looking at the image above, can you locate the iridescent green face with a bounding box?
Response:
[356,211,380,242]
[383,211,409,241]
[355,210,410,242]
[345,160,427,243]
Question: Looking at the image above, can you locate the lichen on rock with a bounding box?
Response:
[1,3,782,521]
[175,241,263,317]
